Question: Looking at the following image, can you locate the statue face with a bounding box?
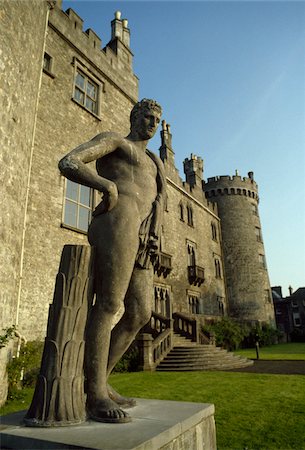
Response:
[132,108,161,140]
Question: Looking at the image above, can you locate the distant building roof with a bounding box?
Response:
[289,287,305,300]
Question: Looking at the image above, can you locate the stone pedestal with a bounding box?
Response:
[0,398,216,450]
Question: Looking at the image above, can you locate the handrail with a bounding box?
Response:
[173,312,213,345]
[152,328,172,366]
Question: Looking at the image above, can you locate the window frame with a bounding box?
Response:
[259,253,266,268]
[61,179,95,234]
[211,222,218,241]
[255,226,262,242]
[188,293,200,314]
[72,60,103,119]
[43,52,55,78]
[186,204,194,227]
[214,258,222,279]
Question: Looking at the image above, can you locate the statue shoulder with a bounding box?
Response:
[91,131,123,145]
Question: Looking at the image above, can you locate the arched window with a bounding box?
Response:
[179,202,184,221]
[211,222,218,241]
[188,295,200,314]
[187,243,196,266]
[215,259,222,278]
[187,205,194,227]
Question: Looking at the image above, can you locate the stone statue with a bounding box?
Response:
[58,99,166,423]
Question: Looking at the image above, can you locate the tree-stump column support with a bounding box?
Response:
[24,245,94,427]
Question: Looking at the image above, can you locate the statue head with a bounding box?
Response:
[130,98,162,140]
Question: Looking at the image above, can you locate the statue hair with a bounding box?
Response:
[130,98,162,125]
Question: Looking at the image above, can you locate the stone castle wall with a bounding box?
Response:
[0,0,51,404]
[204,174,274,323]
[15,3,138,339]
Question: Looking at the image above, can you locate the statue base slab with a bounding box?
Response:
[0,398,216,450]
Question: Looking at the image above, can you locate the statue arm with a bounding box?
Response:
[58,132,122,213]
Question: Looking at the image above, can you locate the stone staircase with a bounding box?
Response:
[156,333,253,371]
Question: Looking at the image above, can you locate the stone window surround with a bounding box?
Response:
[187,290,200,315]
[179,201,184,222]
[43,52,55,78]
[154,283,171,317]
[186,240,197,266]
[186,204,194,227]
[259,253,266,268]
[214,258,222,279]
[72,58,105,120]
[211,222,218,241]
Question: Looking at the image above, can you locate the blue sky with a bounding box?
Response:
[62,0,305,296]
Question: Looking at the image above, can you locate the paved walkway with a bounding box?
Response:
[226,359,305,375]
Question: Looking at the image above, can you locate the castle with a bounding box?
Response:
[1,1,274,401]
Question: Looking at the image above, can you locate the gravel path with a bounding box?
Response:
[226,359,305,375]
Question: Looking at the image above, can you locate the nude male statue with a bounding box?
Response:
[58,99,165,423]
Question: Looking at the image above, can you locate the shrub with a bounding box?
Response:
[243,324,282,348]
[290,327,305,343]
[203,318,248,351]
[7,341,44,400]
[0,325,16,348]
[113,346,139,373]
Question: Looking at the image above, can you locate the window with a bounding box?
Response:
[217,296,225,315]
[73,68,99,115]
[293,312,301,327]
[255,227,262,242]
[154,285,170,317]
[63,180,94,233]
[264,289,271,303]
[43,52,54,77]
[179,202,184,221]
[215,259,222,278]
[259,254,266,268]
[251,203,258,215]
[187,242,196,266]
[187,205,194,227]
[188,294,200,314]
[211,222,218,241]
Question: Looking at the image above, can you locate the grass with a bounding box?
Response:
[234,342,305,360]
[1,343,305,449]
[108,371,305,450]
[1,372,304,450]
[0,387,34,416]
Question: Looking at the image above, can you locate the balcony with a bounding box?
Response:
[154,252,172,277]
[188,265,205,286]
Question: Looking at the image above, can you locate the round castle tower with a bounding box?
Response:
[204,172,275,324]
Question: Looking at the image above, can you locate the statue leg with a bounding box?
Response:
[106,266,153,386]
[85,226,139,423]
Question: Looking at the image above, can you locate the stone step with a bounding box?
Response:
[157,360,253,371]
[156,332,253,371]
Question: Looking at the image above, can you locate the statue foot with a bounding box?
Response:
[107,383,136,409]
[87,398,131,423]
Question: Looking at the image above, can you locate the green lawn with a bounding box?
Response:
[1,371,304,450]
[234,342,305,360]
[108,371,305,450]
[1,343,305,449]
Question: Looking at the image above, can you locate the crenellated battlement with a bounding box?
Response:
[204,171,259,201]
[48,5,138,103]
[61,7,130,53]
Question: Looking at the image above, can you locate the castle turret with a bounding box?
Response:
[183,154,203,189]
[204,172,275,324]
